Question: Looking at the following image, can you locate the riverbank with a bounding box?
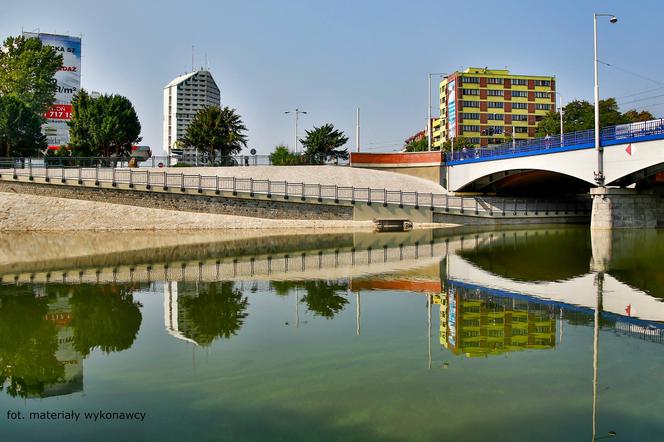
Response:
[0,192,377,231]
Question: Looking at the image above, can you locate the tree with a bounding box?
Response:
[623,109,656,123]
[404,137,428,152]
[181,106,248,165]
[0,35,63,114]
[68,284,143,356]
[178,282,249,345]
[300,281,349,318]
[535,98,658,136]
[269,144,302,165]
[0,289,64,398]
[300,123,349,164]
[68,90,142,157]
[0,95,47,156]
[441,136,475,152]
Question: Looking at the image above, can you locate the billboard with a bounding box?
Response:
[23,33,81,147]
[447,80,456,139]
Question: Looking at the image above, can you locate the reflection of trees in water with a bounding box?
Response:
[62,285,143,356]
[270,280,349,318]
[0,287,63,398]
[178,282,249,346]
[0,283,143,398]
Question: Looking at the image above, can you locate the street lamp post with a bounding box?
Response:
[427,73,447,151]
[555,91,564,146]
[285,109,307,154]
[593,13,618,185]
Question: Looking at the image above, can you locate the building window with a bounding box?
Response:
[461,112,480,119]
[536,104,551,111]
[463,76,480,84]
[512,90,528,98]
[513,102,528,109]
[512,114,528,121]
[462,100,480,108]
[461,125,480,132]
[467,137,481,144]
[535,80,551,87]
[512,79,527,86]
[488,113,504,120]
[487,89,503,96]
[487,77,503,84]
[515,126,529,133]
[535,91,551,98]
[462,88,480,95]
[487,101,503,108]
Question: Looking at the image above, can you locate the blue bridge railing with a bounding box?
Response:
[446,118,664,164]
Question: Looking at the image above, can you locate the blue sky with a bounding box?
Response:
[3,0,663,154]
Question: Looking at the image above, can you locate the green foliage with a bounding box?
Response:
[299,281,349,318]
[269,144,302,165]
[178,282,249,345]
[404,137,428,152]
[536,98,659,136]
[68,89,142,156]
[181,106,248,165]
[300,123,349,164]
[441,136,476,151]
[0,35,63,114]
[0,288,64,398]
[0,95,47,156]
[67,284,143,356]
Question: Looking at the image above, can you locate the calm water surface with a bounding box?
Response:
[1,227,663,442]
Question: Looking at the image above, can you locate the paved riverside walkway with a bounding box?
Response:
[150,165,448,194]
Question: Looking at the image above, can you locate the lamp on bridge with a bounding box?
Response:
[593,13,619,186]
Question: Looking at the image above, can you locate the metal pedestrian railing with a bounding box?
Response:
[0,164,592,217]
[447,118,664,164]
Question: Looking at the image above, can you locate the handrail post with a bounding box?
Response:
[215,175,220,194]
[146,169,151,189]
[28,158,33,181]
[284,181,289,200]
[445,193,449,212]
[95,164,99,185]
[128,168,133,188]
[180,173,185,192]
[513,198,517,216]
[317,183,322,202]
[163,171,168,190]
[78,165,83,184]
[45,165,49,182]
[267,179,272,198]
[430,192,434,211]
[351,187,355,204]
[335,185,339,203]
[414,192,419,209]
[232,176,237,195]
[197,174,202,193]
[301,182,305,201]
[112,167,116,187]
[399,190,403,208]
[12,159,16,179]
[250,177,254,196]
[475,197,479,215]
[367,188,372,206]
[383,188,388,207]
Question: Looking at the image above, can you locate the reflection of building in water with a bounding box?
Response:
[164,281,200,346]
[435,284,556,357]
[40,295,84,397]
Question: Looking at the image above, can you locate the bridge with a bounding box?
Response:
[446,119,664,193]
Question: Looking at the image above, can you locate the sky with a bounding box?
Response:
[2,0,664,155]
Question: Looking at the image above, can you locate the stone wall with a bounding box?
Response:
[0,180,353,221]
[590,187,664,229]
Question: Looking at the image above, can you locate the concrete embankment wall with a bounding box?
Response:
[0,180,353,221]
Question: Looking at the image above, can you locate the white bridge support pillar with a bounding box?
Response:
[590,187,664,229]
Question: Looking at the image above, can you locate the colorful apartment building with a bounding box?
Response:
[433,67,556,149]
[433,285,556,357]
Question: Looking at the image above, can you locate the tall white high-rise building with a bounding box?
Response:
[163,70,221,164]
